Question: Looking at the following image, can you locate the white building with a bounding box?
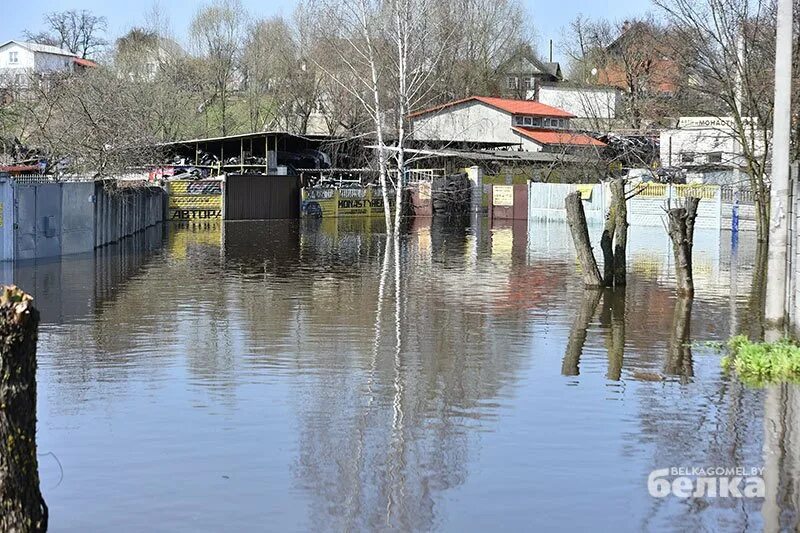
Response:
[659,117,766,183]
[533,83,620,124]
[409,96,606,153]
[0,40,96,88]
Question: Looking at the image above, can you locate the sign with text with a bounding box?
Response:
[493,185,514,206]
[678,116,758,129]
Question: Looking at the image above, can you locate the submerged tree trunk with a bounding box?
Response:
[565,192,603,287]
[748,240,769,341]
[611,179,628,287]
[600,205,616,287]
[0,286,47,533]
[667,198,700,297]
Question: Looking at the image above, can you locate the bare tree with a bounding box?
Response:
[11,68,161,176]
[654,0,779,242]
[428,0,532,100]
[190,0,246,136]
[241,11,326,135]
[25,9,108,58]
[306,0,394,228]
[306,0,457,231]
[561,15,683,129]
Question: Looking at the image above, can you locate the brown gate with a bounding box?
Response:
[488,183,528,221]
[224,174,300,220]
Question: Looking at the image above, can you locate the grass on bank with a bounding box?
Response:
[722,335,800,385]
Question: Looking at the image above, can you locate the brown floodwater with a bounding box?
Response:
[11,216,799,531]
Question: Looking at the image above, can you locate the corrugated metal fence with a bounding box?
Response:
[0,176,166,261]
[528,182,725,230]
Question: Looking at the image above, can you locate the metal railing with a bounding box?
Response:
[720,186,756,205]
[4,174,96,183]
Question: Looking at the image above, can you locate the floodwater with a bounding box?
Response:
[12,216,798,531]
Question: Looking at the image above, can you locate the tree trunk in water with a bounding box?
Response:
[562,289,602,375]
[748,240,769,341]
[0,286,47,532]
[600,205,616,288]
[667,197,700,297]
[565,192,603,287]
[611,179,628,287]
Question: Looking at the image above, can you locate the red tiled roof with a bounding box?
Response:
[512,127,606,147]
[408,96,575,119]
[72,57,98,68]
[0,165,40,173]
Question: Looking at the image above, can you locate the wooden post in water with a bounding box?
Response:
[0,286,47,532]
[666,197,700,297]
[566,191,603,287]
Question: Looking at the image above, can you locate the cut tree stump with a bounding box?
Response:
[667,197,700,297]
[565,191,603,287]
[0,286,47,533]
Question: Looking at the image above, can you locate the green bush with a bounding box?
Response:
[722,335,800,385]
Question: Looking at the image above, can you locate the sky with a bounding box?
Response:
[0,0,650,63]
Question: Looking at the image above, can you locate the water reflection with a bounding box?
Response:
[15,216,798,531]
[664,296,693,380]
[763,385,800,531]
[562,288,601,376]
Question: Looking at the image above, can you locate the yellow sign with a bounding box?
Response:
[576,185,593,200]
[302,187,395,218]
[493,185,514,206]
[167,179,223,221]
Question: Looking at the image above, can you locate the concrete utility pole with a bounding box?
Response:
[765,0,795,331]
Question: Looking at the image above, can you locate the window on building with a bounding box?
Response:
[707,152,723,164]
[506,76,518,89]
[681,152,696,164]
[514,116,524,126]
[9,51,18,64]
[532,118,543,127]
[524,77,534,90]
[523,116,533,126]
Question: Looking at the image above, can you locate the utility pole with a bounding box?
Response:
[765,0,794,332]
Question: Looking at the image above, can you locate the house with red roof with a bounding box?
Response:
[409,96,606,153]
[0,41,97,90]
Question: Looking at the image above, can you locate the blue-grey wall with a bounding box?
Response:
[0,180,165,261]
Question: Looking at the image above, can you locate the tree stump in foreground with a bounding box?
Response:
[565,191,603,287]
[0,286,47,533]
[666,197,700,297]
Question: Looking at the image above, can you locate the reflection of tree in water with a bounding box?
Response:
[291,222,532,531]
[628,281,766,530]
[663,296,693,381]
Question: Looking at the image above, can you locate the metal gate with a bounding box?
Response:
[224,174,300,220]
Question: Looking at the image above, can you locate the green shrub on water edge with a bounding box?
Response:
[722,335,800,385]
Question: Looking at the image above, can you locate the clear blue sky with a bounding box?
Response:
[1,0,650,63]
